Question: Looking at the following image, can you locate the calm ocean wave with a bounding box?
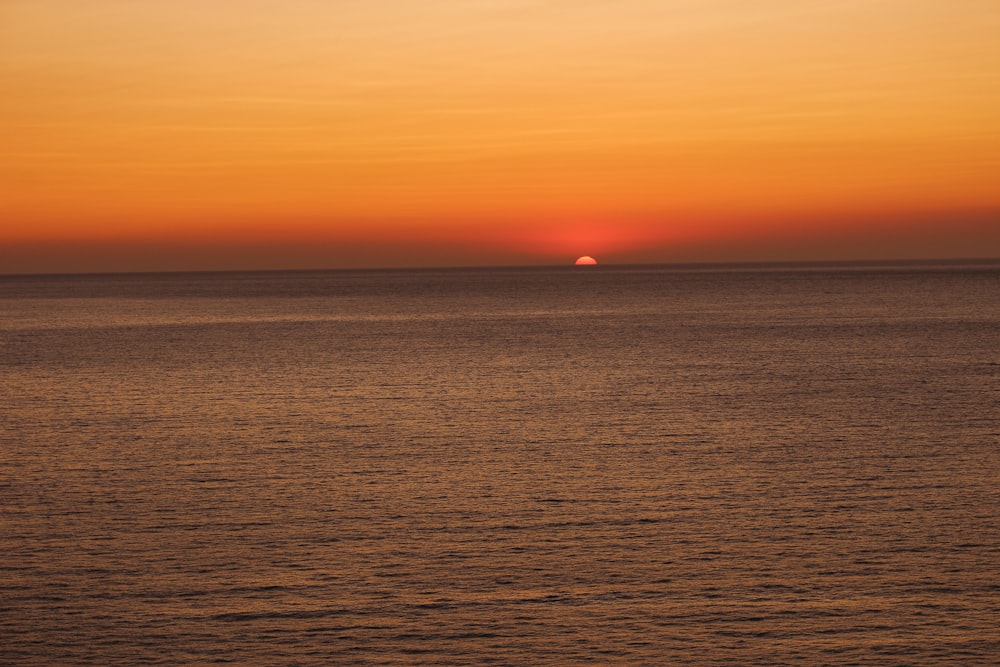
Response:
[2,263,998,665]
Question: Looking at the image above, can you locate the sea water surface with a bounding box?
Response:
[1,262,998,665]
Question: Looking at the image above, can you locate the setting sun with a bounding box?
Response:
[575,256,598,266]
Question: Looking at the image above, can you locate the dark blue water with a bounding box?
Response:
[2,262,998,664]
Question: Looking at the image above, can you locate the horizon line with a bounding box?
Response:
[3,256,999,280]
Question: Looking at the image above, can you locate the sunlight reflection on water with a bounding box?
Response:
[2,264,998,665]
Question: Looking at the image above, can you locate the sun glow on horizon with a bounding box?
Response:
[2,0,999,272]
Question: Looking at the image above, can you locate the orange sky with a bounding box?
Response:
[2,0,999,272]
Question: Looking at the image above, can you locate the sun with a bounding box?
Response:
[574,256,598,265]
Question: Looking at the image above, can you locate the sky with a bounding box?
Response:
[2,0,999,273]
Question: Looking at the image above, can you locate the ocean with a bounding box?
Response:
[1,261,998,665]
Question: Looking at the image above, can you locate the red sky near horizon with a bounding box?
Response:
[2,0,999,273]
